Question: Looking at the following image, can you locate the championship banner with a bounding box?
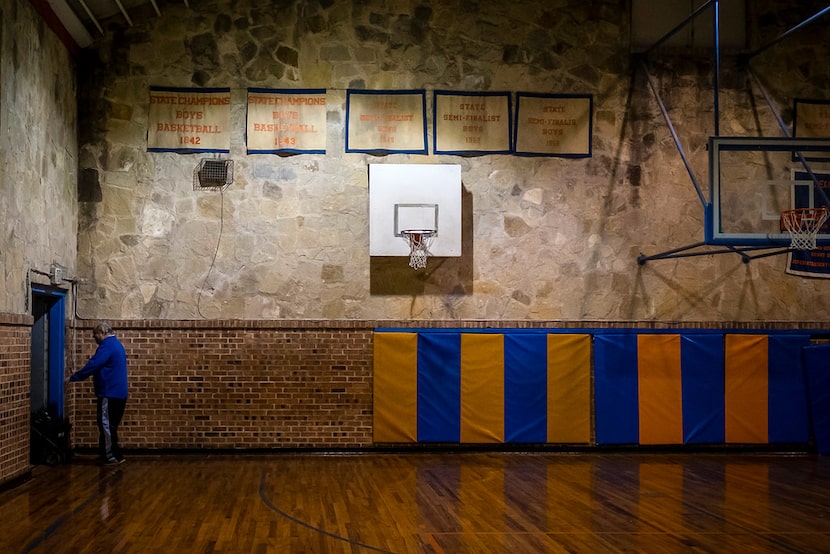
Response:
[433,91,512,155]
[346,90,427,154]
[794,99,830,162]
[148,87,231,153]
[786,171,830,278]
[514,93,592,157]
[246,88,327,154]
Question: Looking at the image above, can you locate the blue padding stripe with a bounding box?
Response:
[594,334,639,444]
[417,333,461,442]
[504,334,547,442]
[681,335,725,444]
[803,345,830,454]
[768,335,811,443]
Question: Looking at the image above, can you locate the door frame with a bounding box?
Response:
[30,284,66,418]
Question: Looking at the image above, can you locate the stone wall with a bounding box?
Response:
[74,0,830,322]
[0,0,77,487]
[0,0,79,315]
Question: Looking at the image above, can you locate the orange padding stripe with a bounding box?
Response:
[725,334,768,443]
[461,334,505,443]
[548,334,592,443]
[638,334,684,444]
[373,333,418,442]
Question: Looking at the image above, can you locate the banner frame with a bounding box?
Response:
[345,89,428,155]
[432,90,513,156]
[147,86,232,154]
[246,87,327,155]
[513,92,593,158]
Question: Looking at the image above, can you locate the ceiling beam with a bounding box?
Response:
[113,0,134,26]
[76,0,104,35]
[28,0,88,55]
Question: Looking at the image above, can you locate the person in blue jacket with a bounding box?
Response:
[68,322,128,465]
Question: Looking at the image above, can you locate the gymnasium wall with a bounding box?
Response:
[0,0,79,315]
[3,0,830,485]
[67,320,375,449]
[0,315,33,485]
[66,320,828,452]
[0,0,77,486]
[73,0,830,323]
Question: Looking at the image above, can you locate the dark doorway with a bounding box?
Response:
[30,285,68,464]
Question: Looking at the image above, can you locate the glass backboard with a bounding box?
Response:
[708,137,830,246]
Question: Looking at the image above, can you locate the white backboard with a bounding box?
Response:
[369,164,462,256]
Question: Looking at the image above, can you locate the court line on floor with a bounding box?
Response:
[258,468,395,553]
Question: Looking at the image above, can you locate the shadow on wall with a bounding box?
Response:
[370,186,474,295]
[78,168,102,202]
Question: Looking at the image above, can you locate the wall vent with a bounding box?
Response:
[193,159,234,191]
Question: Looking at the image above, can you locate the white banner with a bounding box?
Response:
[794,99,830,138]
[247,89,327,154]
[433,91,511,155]
[148,87,231,153]
[346,90,427,154]
[514,93,592,157]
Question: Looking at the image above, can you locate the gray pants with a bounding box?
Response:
[97,397,127,462]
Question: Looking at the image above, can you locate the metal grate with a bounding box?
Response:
[193,159,234,191]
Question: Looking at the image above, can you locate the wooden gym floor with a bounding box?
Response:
[2,451,830,553]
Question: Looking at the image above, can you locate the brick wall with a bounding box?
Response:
[0,314,33,485]
[65,318,830,454]
[67,320,375,450]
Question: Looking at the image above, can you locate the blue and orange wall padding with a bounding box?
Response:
[373,329,821,448]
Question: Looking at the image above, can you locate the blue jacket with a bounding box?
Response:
[70,335,128,399]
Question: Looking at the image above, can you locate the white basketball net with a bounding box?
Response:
[401,230,435,270]
[781,207,830,250]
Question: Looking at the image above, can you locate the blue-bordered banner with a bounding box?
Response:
[346,90,427,154]
[433,91,512,155]
[786,170,830,278]
[514,93,592,157]
[246,88,327,154]
[148,86,231,153]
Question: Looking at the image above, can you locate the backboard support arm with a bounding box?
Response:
[637,242,794,266]
[638,58,708,207]
[744,6,830,60]
[637,2,830,264]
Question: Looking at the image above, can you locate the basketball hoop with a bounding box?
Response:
[780,207,830,250]
[400,230,435,270]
